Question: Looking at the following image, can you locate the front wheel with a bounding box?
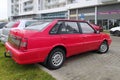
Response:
[46,48,65,70]
[98,41,109,53]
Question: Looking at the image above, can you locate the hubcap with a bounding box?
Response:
[51,52,63,67]
[100,43,107,52]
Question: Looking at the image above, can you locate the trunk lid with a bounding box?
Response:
[8,29,39,50]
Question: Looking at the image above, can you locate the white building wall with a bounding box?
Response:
[19,0,34,15]
[34,0,38,12]
[9,0,37,16]
[8,0,120,19]
[37,0,99,14]
[44,0,66,10]
[37,7,67,14]
[66,0,98,9]
[98,0,120,4]
[7,0,12,20]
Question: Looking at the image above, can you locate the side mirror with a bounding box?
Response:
[100,28,103,32]
[96,30,100,34]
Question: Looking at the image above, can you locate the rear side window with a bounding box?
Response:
[25,22,51,31]
[50,22,63,34]
[79,22,95,34]
[25,21,37,27]
[59,21,79,34]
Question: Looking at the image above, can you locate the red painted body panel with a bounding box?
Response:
[90,24,103,32]
[5,42,52,64]
[5,19,112,64]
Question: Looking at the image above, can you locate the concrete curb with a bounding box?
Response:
[36,64,64,80]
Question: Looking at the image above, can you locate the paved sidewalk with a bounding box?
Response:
[37,36,120,80]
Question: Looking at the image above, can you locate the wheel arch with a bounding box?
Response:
[99,39,108,49]
[43,45,67,64]
[98,39,109,53]
[50,45,67,56]
[103,39,108,43]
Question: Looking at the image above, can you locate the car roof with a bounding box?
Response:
[54,19,86,22]
[14,19,37,22]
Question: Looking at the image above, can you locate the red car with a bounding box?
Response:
[5,19,112,69]
[90,23,103,32]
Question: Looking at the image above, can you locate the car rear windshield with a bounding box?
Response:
[5,22,16,28]
[25,22,51,31]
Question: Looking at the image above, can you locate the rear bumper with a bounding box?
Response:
[5,42,49,64]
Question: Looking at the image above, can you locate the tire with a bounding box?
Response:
[46,48,65,70]
[98,41,109,53]
[114,31,120,36]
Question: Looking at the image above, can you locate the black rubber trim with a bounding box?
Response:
[4,52,11,58]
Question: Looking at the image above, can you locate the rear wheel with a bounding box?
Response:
[98,41,109,53]
[46,48,65,70]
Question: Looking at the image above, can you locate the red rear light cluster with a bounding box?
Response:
[12,21,20,28]
[20,38,28,51]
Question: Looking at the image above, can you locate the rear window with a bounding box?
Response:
[25,22,51,31]
[5,22,16,28]
[25,21,37,27]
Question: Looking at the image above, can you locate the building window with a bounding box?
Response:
[48,0,51,3]
[11,0,14,3]
[70,9,76,15]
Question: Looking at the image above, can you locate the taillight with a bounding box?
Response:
[20,38,28,51]
[12,21,20,28]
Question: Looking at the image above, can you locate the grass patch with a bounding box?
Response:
[0,42,55,80]
[103,30,110,34]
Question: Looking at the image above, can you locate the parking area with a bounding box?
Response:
[38,36,120,80]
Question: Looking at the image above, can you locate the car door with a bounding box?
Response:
[79,22,102,51]
[59,21,85,57]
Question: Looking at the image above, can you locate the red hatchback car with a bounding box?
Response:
[5,19,112,69]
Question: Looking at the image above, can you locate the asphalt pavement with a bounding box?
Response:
[37,36,120,80]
